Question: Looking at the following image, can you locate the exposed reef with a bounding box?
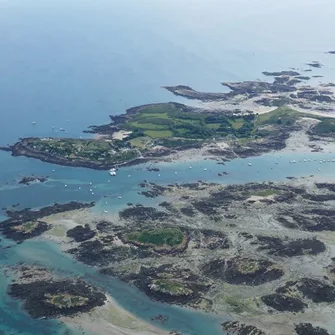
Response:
[202,257,283,286]
[66,224,96,242]
[31,179,335,334]
[255,236,326,257]
[7,266,106,318]
[222,321,266,335]
[261,277,335,312]
[18,176,48,185]
[306,61,323,68]
[103,264,211,308]
[0,201,94,242]
[295,323,330,335]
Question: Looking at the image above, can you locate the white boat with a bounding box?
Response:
[109,168,116,176]
[248,163,252,166]
[32,121,36,125]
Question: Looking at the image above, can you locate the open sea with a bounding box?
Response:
[1,0,335,334]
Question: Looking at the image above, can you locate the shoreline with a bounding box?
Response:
[62,295,168,335]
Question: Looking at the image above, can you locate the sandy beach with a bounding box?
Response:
[62,295,168,335]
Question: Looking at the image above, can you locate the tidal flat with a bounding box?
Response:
[13,175,335,335]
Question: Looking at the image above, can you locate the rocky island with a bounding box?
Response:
[6,265,106,319]
[2,65,335,170]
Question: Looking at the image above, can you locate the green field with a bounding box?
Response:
[117,104,331,150]
[125,227,184,247]
[312,119,335,135]
[255,106,318,126]
[13,221,39,234]
[153,279,192,295]
[45,293,88,308]
[120,103,258,144]
[144,130,173,138]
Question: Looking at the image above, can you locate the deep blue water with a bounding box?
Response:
[1,0,335,334]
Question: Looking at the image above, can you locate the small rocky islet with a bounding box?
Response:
[6,265,106,319]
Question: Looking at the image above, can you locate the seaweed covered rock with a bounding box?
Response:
[222,321,267,335]
[66,224,96,242]
[256,236,326,257]
[261,293,306,312]
[18,176,47,185]
[8,279,106,318]
[0,201,94,242]
[119,205,168,222]
[68,240,152,266]
[110,264,210,306]
[297,278,335,303]
[277,213,335,232]
[193,229,230,250]
[0,220,50,242]
[139,183,167,198]
[202,257,283,286]
[295,323,330,335]
[262,277,335,312]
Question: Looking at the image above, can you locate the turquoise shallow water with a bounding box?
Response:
[1,0,335,334]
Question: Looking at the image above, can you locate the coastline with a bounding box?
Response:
[62,295,168,335]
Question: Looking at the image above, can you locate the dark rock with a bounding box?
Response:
[256,236,326,257]
[295,323,330,335]
[0,201,94,242]
[180,207,196,217]
[306,61,323,68]
[69,240,152,267]
[193,229,230,250]
[262,71,300,77]
[202,257,283,286]
[297,278,335,303]
[261,293,306,312]
[66,225,96,242]
[222,321,266,335]
[8,279,106,318]
[119,206,168,222]
[18,176,47,185]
